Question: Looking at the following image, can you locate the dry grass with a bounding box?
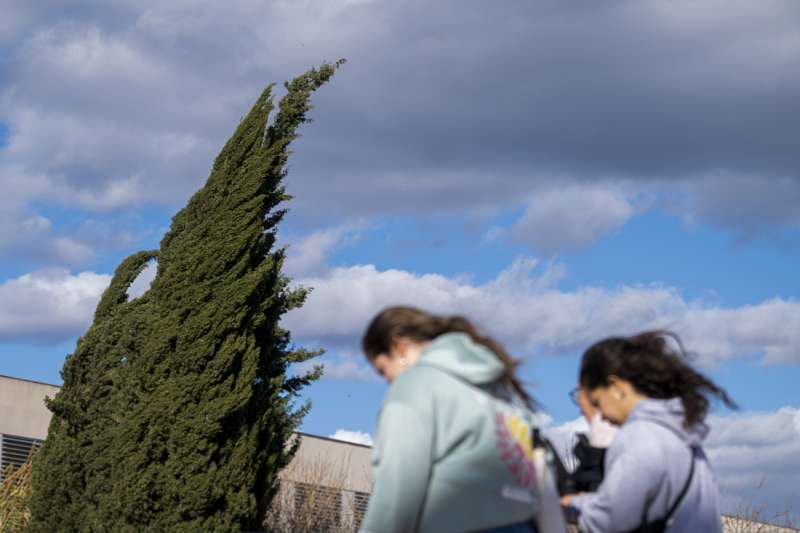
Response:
[0,458,33,533]
[1,436,371,533]
[723,480,798,533]
[263,452,369,533]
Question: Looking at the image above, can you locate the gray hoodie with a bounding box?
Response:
[359,333,565,533]
[570,398,722,532]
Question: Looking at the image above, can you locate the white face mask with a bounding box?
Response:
[588,412,619,448]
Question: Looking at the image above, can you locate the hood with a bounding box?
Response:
[627,397,709,445]
[418,332,505,385]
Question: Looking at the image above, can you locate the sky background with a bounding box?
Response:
[1,0,799,519]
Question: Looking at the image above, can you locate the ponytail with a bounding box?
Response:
[579,331,736,428]
[362,306,533,407]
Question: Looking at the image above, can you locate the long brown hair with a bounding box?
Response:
[579,330,736,428]
[362,306,533,406]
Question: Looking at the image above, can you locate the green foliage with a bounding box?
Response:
[29,61,343,533]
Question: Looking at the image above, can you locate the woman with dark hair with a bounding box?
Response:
[358,306,565,533]
[562,331,736,532]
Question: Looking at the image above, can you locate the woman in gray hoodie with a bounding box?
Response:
[562,331,736,532]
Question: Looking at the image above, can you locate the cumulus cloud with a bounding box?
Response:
[706,407,800,507]
[329,429,373,446]
[0,0,798,238]
[0,212,95,266]
[510,184,635,253]
[285,257,800,366]
[0,269,110,342]
[0,167,97,265]
[127,259,157,300]
[283,221,371,278]
[678,175,800,237]
[320,358,378,382]
[295,354,378,383]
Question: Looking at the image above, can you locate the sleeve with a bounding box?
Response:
[359,402,434,533]
[569,436,664,533]
[533,448,569,533]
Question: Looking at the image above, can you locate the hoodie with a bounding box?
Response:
[359,333,565,533]
[569,398,723,532]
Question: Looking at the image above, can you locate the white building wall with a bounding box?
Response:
[0,375,59,440]
[0,374,371,491]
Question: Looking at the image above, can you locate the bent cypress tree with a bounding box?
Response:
[29,61,342,533]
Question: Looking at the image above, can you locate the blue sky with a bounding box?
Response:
[1,0,799,517]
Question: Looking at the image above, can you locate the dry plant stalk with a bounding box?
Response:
[263,452,368,533]
[0,457,33,533]
[723,479,799,533]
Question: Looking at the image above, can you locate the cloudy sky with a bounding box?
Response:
[1,0,798,518]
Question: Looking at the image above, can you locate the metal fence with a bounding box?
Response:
[0,433,42,481]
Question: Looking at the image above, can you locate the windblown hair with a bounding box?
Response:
[579,331,736,428]
[362,306,533,406]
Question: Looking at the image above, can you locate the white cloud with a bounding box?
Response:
[328,429,373,446]
[320,358,378,382]
[1,0,797,237]
[706,407,800,500]
[0,211,94,266]
[285,257,800,366]
[283,221,370,278]
[0,167,96,265]
[0,15,247,217]
[678,175,800,236]
[127,260,157,300]
[0,269,110,342]
[294,353,378,383]
[1,104,214,210]
[511,184,635,253]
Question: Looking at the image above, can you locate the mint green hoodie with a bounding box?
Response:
[359,333,565,533]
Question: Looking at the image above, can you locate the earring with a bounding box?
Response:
[399,357,408,367]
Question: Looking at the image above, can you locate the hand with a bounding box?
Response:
[560,492,584,507]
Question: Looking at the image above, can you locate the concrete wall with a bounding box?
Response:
[0,375,60,440]
[286,433,372,493]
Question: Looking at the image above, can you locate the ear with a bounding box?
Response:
[389,336,410,358]
[608,376,633,397]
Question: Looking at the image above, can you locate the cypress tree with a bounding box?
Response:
[29,61,343,533]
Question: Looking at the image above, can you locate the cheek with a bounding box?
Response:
[598,397,623,422]
[371,356,391,380]
[373,358,400,382]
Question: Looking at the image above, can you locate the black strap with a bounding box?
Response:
[664,445,696,525]
[628,419,698,533]
[532,429,573,495]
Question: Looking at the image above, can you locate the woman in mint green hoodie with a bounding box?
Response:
[358,306,566,533]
